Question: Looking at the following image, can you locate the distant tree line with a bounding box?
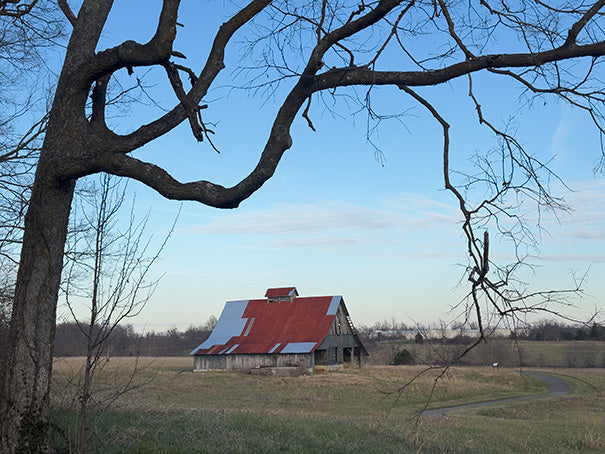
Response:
[5,316,601,360]
[53,317,216,357]
[514,320,605,342]
[358,319,605,345]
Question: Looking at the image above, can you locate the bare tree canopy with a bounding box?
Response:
[0,0,62,262]
[1,1,605,451]
[59,173,175,452]
[0,1,38,17]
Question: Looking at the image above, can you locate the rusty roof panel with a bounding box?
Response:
[265,287,298,298]
[190,292,342,355]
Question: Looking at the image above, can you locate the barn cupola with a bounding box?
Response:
[265,287,298,303]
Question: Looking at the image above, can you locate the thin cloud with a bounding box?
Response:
[540,179,605,242]
[537,253,605,264]
[269,237,361,248]
[404,250,464,261]
[565,229,605,241]
[550,109,574,162]
[194,202,399,235]
[188,198,460,237]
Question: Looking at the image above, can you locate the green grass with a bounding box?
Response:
[370,339,605,368]
[50,358,605,453]
[53,408,414,453]
[517,341,605,368]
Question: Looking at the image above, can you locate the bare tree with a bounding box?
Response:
[58,173,173,453]
[0,0,62,269]
[0,0,62,166]
[2,1,605,451]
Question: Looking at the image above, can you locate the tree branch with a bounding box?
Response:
[162,61,205,142]
[109,0,272,152]
[311,41,605,92]
[58,0,76,26]
[90,75,110,127]
[0,0,38,18]
[564,0,605,46]
[437,0,474,59]
[81,0,180,83]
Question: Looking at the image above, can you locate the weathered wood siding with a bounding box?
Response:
[313,303,367,369]
[194,353,314,372]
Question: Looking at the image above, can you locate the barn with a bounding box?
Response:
[190,287,367,373]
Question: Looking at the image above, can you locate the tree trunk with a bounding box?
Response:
[0,159,75,452]
[0,5,114,450]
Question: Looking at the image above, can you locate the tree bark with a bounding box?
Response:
[0,2,95,446]
[0,162,75,452]
[0,42,88,445]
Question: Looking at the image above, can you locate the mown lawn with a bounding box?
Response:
[51,357,605,453]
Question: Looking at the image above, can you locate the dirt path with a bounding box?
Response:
[421,371,570,417]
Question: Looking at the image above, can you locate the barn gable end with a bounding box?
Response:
[191,287,367,372]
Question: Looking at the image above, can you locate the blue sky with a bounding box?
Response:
[58,2,605,331]
[128,109,605,331]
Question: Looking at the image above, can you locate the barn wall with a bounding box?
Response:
[316,334,366,369]
[194,353,314,372]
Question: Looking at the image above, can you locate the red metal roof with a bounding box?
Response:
[190,290,342,355]
[264,287,298,298]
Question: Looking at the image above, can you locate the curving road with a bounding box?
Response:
[522,371,570,395]
[421,371,570,417]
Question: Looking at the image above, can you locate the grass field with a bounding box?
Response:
[369,339,605,368]
[50,357,605,453]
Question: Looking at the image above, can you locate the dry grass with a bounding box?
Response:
[52,358,544,414]
[51,358,605,453]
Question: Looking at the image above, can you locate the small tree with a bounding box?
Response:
[58,174,175,453]
[392,349,414,366]
[588,323,605,341]
[575,329,589,341]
